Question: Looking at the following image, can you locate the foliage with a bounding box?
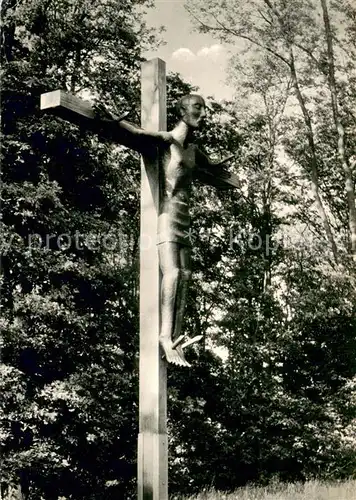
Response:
[1,0,148,498]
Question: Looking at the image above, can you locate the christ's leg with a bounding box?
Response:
[158,242,189,367]
[172,245,191,339]
[172,245,192,366]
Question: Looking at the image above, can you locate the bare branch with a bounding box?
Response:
[185,5,290,65]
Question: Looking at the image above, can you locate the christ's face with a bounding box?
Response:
[182,96,206,128]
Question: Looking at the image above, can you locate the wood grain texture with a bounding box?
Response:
[41,90,96,119]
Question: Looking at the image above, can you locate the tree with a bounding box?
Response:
[319,0,356,259]
[185,0,356,264]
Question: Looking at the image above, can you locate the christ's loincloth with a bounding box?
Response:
[157,193,191,246]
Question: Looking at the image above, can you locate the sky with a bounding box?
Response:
[142,0,235,101]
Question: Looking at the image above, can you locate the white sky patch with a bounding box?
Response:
[172,44,225,62]
[143,0,235,100]
[197,44,225,61]
[171,47,196,61]
[169,44,232,100]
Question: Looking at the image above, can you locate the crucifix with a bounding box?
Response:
[40,58,238,500]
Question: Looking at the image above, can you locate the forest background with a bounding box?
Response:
[1,0,356,498]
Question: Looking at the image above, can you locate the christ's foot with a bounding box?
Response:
[160,336,190,367]
[175,345,191,367]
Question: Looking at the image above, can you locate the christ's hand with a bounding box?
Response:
[215,154,235,166]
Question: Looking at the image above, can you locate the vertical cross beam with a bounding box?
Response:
[138,59,168,500]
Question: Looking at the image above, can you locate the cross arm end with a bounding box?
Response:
[40,90,95,121]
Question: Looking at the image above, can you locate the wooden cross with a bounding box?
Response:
[41,58,239,500]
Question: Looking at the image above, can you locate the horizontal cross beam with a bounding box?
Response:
[40,90,141,151]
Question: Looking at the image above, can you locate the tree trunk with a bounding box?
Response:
[260,0,339,262]
[70,48,82,93]
[288,47,339,263]
[320,0,356,261]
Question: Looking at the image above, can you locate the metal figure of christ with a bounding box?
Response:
[41,88,235,367]
[108,94,234,366]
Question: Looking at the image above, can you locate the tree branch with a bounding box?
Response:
[185,6,290,65]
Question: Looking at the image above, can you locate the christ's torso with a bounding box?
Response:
[157,142,195,246]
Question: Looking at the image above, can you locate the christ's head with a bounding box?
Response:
[176,94,206,129]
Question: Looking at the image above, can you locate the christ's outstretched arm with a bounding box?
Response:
[94,107,173,154]
[194,147,236,189]
[195,147,234,168]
